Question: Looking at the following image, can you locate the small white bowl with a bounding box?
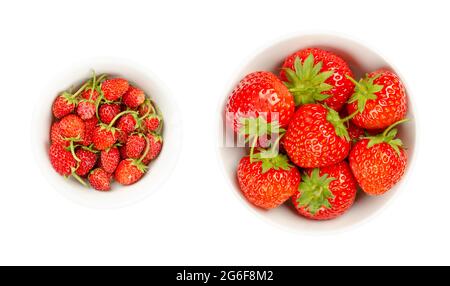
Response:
[217,33,416,233]
[33,58,182,209]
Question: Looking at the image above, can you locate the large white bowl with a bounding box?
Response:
[218,33,416,233]
[33,58,182,208]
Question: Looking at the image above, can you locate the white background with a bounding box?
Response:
[0,0,448,266]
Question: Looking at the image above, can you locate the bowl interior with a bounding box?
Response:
[218,34,416,233]
[33,59,181,208]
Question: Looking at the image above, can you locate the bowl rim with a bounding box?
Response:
[215,31,419,235]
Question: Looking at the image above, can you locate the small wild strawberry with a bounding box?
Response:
[101,78,129,101]
[75,148,98,176]
[99,103,121,124]
[142,133,163,164]
[100,147,120,174]
[123,86,145,109]
[59,114,85,140]
[50,121,69,147]
[76,100,96,120]
[125,133,146,159]
[88,168,111,191]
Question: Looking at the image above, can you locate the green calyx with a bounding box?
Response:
[239,117,285,141]
[296,168,336,215]
[365,119,409,156]
[283,54,334,106]
[346,74,384,113]
[251,152,293,174]
[69,166,87,187]
[325,106,351,141]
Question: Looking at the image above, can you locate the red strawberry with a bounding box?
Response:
[50,121,69,147]
[100,147,120,174]
[52,92,77,119]
[116,113,137,143]
[138,98,155,117]
[142,114,161,133]
[280,48,354,111]
[283,104,350,168]
[88,168,111,191]
[142,133,163,164]
[92,125,118,151]
[81,88,99,101]
[99,103,121,124]
[76,100,96,120]
[75,148,97,176]
[114,159,147,185]
[80,117,98,146]
[292,161,357,220]
[125,134,146,159]
[101,78,129,101]
[123,86,145,109]
[119,145,129,160]
[49,143,77,176]
[225,71,295,133]
[237,153,301,209]
[347,69,407,130]
[59,114,85,139]
[349,120,408,195]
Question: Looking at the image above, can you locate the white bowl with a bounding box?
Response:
[217,33,416,233]
[33,58,182,209]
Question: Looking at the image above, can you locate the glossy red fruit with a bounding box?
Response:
[292,161,357,220]
[101,78,129,101]
[88,168,111,191]
[142,133,163,164]
[280,48,354,111]
[225,71,295,133]
[100,147,120,174]
[123,86,145,109]
[349,122,408,195]
[283,104,351,168]
[59,114,85,139]
[114,159,147,185]
[138,98,154,117]
[237,154,301,209]
[142,114,161,133]
[125,134,146,159]
[99,103,121,124]
[52,92,77,119]
[80,117,98,146]
[75,148,97,176]
[76,100,96,120]
[50,121,69,147]
[92,125,119,151]
[347,69,407,130]
[81,88,99,101]
[49,143,77,176]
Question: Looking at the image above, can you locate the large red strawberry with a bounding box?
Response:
[292,161,357,220]
[88,168,111,191]
[50,121,69,147]
[280,48,354,111]
[283,104,351,168]
[123,86,145,109]
[346,69,407,130]
[142,133,163,164]
[100,147,120,174]
[349,120,408,195]
[125,134,146,159]
[237,152,300,209]
[225,71,295,133]
[52,92,78,119]
[99,103,121,124]
[59,114,85,140]
[75,148,98,176]
[101,78,129,101]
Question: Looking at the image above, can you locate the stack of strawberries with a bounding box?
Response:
[49,72,163,191]
[226,48,409,220]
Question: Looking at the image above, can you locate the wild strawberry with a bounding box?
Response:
[280,48,354,111]
[80,117,98,146]
[237,152,300,209]
[81,88,100,101]
[99,103,121,124]
[283,104,351,168]
[142,114,161,133]
[225,71,295,133]
[88,168,111,191]
[114,159,147,185]
[92,110,136,150]
[349,120,408,195]
[52,92,78,119]
[50,121,69,147]
[76,100,96,120]
[123,86,145,109]
[100,147,120,174]
[142,133,163,164]
[49,143,86,185]
[116,113,137,143]
[125,134,146,159]
[101,78,129,101]
[59,114,85,140]
[138,98,155,117]
[75,148,97,176]
[119,145,129,160]
[292,161,357,220]
[346,69,407,130]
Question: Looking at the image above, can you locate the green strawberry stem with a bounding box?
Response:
[94,94,103,121]
[382,118,410,137]
[138,134,151,163]
[70,167,87,187]
[96,74,108,83]
[88,70,96,101]
[345,74,383,113]
[69,140,81,162]
[249,135,258,163]
[72,81,91,98]
[340,110,359,123]
[108,110,139,129]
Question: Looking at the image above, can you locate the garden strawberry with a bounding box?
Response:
[283,104,351,168]
[99,103,121,124]
[142,133,163,164]
[292,161,357,220]
[50,121,69,147]
[280,48,354,111]
[225,71,295,132]
[75,148,97,176]
[52,92,78,119]
[59,114,85,139]
[88,168,111,191]
[125,133,146,159]
[101,78,129,101]
[346,69,407,130]
[100,147,120,174]
[123,86,145,109]
[349,120,408,195]
[237,152,301,209]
